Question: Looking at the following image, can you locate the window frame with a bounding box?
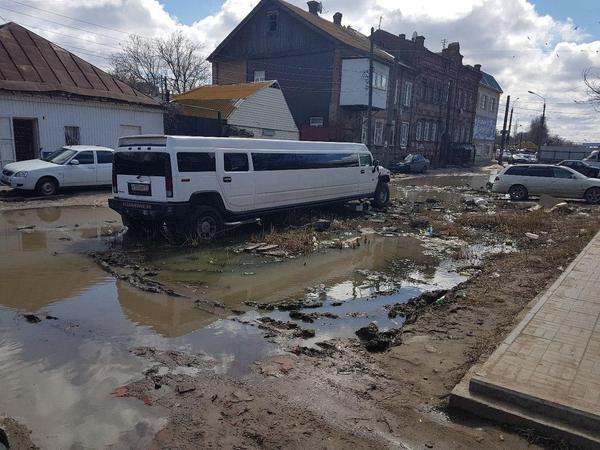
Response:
[224,152,250,172]
[400,122,409,148]
[64,126,80,146]
[373,119,385,146]
[403,81,413,107]
[266,11,278,32]
[73,150,94,165]
[416,121,423,141]
[253,70,266,82]
[176,152,216,173]
[96,151,113,164]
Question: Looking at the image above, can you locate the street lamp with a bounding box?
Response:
[527,90,546,150]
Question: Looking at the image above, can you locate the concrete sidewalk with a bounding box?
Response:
[451,231,600,448]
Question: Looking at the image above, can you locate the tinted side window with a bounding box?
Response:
[114,152,171,177]
[177,152,216,172]
[552,167,574,179]
[75,151,94,165]
[359,154,372,166]
[97,151,113,164]
[224,153,249,172]
[252,153,359,171]
[526,167,552,177]
[505,166,528,176]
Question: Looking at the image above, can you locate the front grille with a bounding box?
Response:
[2,169,14,177]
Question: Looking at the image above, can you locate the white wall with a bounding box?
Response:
[0,94,163,164]
[228,87,299,140]
[339,58,389,110]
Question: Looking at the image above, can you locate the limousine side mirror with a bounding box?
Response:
[372,159,379,173]
[69,159,80,165]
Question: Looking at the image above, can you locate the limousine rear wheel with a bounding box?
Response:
[192,206,223,242]
[373,183,390,208]
[584,187,600,204]
[508,184,528,201]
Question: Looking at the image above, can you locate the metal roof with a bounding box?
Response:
[0,22,160,107]
[172,80,278,119]
[480,71,503,93]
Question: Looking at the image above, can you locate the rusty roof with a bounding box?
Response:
[173,81,278,119]
[277,0,394,62]
[209,0,396,64]
[0,22,160,107]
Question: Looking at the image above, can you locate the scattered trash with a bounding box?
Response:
[525,232,539,240]
[22,314,41,323]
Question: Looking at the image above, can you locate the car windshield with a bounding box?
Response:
[43,148,78,165]
[404,155,414,162]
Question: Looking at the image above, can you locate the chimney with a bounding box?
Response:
[474,64,481,71]
[333,12,342,26]
[399,33,406,40]
[307,1,321,15]
[415,35,425,47]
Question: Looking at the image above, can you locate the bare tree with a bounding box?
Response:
[156,31,210,95]
[583,67,600,109]
[110,35,163,96]
[110,32,210,97]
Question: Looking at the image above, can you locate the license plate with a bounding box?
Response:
[122,201,152,210]
[128,183,151,196]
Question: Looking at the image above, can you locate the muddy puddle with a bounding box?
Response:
[0,203,497,449]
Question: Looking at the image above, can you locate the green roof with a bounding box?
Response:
[480,71,503,93]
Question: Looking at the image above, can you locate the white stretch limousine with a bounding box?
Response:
[108,135,391,240]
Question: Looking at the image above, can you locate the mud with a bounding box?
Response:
[1,167,599,449]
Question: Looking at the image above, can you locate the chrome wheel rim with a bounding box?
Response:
[587,189,600,203]
[41,182,55,195]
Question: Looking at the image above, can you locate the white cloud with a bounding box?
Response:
[3,0,599,141]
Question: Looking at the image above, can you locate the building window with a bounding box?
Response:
[389,120,396,146]
[374,119,384,146]
[430,122,437,142]
[480,94,487,110]
[400,122,409,147]
[254,70,266,82]
[266,11,278,32]
[361,114,368,144]
[309,117,324,127]
[372,72,387,90]
[423,122,430,141]
[489,97,496,112]
[394,81,400,106]
[416,121,423,141]
[64,126,80,146]
[403,81,413,107]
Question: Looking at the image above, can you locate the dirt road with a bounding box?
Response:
[1,168,598,449]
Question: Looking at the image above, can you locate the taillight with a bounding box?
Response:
[112,173,117,193]
[165,175,173,198]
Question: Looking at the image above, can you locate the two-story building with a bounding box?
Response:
[372,31,482,166]
[208,0,417,164]
[473,71,503,163]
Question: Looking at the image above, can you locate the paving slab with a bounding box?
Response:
[451,231,600,448]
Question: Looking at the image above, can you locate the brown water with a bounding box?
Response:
[0,205,472,449]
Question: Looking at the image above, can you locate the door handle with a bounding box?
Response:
[223,176,232,183]
[360,169,365,174]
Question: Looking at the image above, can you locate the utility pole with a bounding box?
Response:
[442,79,454,167]
[507,106,514,148]
[539,102,546,150]
[367,27,374,151]
[498,95,510,165]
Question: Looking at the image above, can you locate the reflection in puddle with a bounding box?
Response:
[0,204,475,448]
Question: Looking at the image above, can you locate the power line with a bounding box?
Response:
[6,0,135,36]
[0,5,124,42]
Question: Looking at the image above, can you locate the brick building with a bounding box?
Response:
[372,31,482,166]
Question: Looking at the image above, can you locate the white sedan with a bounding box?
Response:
[492,164,600,203]
[1,145,114,196]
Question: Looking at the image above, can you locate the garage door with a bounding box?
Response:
[0,117,15,169]
[119,125,142,137]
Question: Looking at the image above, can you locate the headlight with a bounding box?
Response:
[14,171,28,178]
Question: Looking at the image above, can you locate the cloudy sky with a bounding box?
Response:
[1,0,599,142]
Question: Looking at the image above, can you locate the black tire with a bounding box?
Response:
[584,187,600,204]
[508,184,528,201]
[373,182,390,208]
[191,206,223,242]
[421,165,428,174]
[35,177,59,196]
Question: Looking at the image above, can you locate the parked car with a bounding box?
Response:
[583,149,600,169]
[390,154,430,174]
[491,164,600,203]
[557,160,600,178]
[1,145,114,196]
[109,136,391,241]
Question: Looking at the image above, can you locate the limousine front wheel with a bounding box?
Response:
[192,206,223,242]
[373,183,390,208]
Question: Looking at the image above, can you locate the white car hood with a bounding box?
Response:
[3,159,57,172]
